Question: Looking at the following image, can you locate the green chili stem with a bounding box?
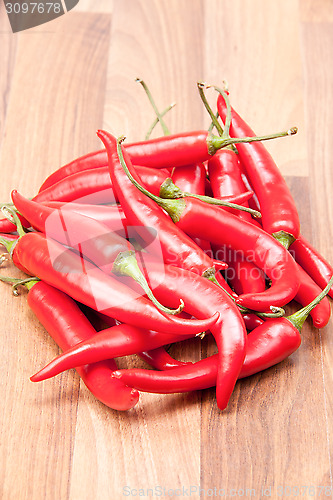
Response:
[288,275,333,331]
[159,178,261,218]
[145,102,176,140]
[0,275,39,295]
[1,205,26,237]
[210,127,298,153]
[112,250,184,315]
[136,78,171,137]
[197,81,224,137]
[203,274,285,318]
[209,85,233,139]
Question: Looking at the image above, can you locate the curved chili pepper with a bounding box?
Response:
[242,313,265,331]
[36,165,170,205]
[12,231,219,335]
[0,166,170,234]
[171,162,206,194]
[112,275,333,394]
[36,128,242,193]
[172,162,213,256]
[207,149,267,295]
[11,191,183,315]
[138,347,191,370]
[97,130,217,280]
[30,322,194,383]
[111,315,302,393]
[31,260,247,411]
[208,149,261,224]
[217,94,299,248]
[27,280,139,410]
[224,256,267,295]
[290,234,333,299]
[115,140,300,312]
[294,262,331,328]
[0,227,33,275]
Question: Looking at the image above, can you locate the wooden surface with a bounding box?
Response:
[0,1,332,498]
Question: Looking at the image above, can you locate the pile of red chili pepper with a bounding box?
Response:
[1,80,332,412]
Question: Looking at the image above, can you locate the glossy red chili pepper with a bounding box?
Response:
[36,165,169,204]
[12,191,184,315]
[224,256,267,295]
[207,132,266,294]
[217,95,300,249]
[44,201,128,232]
[172,162,212,256]
[294,262,331,328]
[177,199,300,311]
[12,190,131,271]
[27,280,139,410]
[242,313,265,331]
[208,149,252,220]
[171,162,206,194]
[32,261,247,410]
[0,166,171,234]
[30,323,194,383]
[38,127,241,194]
[138,347,191,370]
[111,318,301,393]
[125,130,234,169]
[133,171,300,312]
[290,234,333,299]
[112,276,333,393]
[97,130,217,280]
[110,317,301,393]
[13,231,219,335]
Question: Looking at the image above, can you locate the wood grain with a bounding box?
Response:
[203,0,306,177]
[0,11,111,199]
[0,11,111,500]
[1,1,333,499]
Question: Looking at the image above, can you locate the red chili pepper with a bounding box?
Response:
[31,260,247,411]
[12,190,186,315]
[208,151,266,295]
[36,165,170,204]
[290,235,333,299]
[97,130,218,280]
[294,262,331,328]
[208,150,252,219]
[114,140,300,312]
[30,323,193,383]
[111,317,301,393]
[172,162,213,256]
[26,279,139,410]
[43,201,128,233]
[0,232,32,275]
[217,94,299,248]
[138,347,191,370]
[12,231,219,335]
[171,162,206,194]
[205,93,266,295]
[111,276,333,393]
[242,313,265,331]
[224,256,267,296]
[36,128,237,194]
